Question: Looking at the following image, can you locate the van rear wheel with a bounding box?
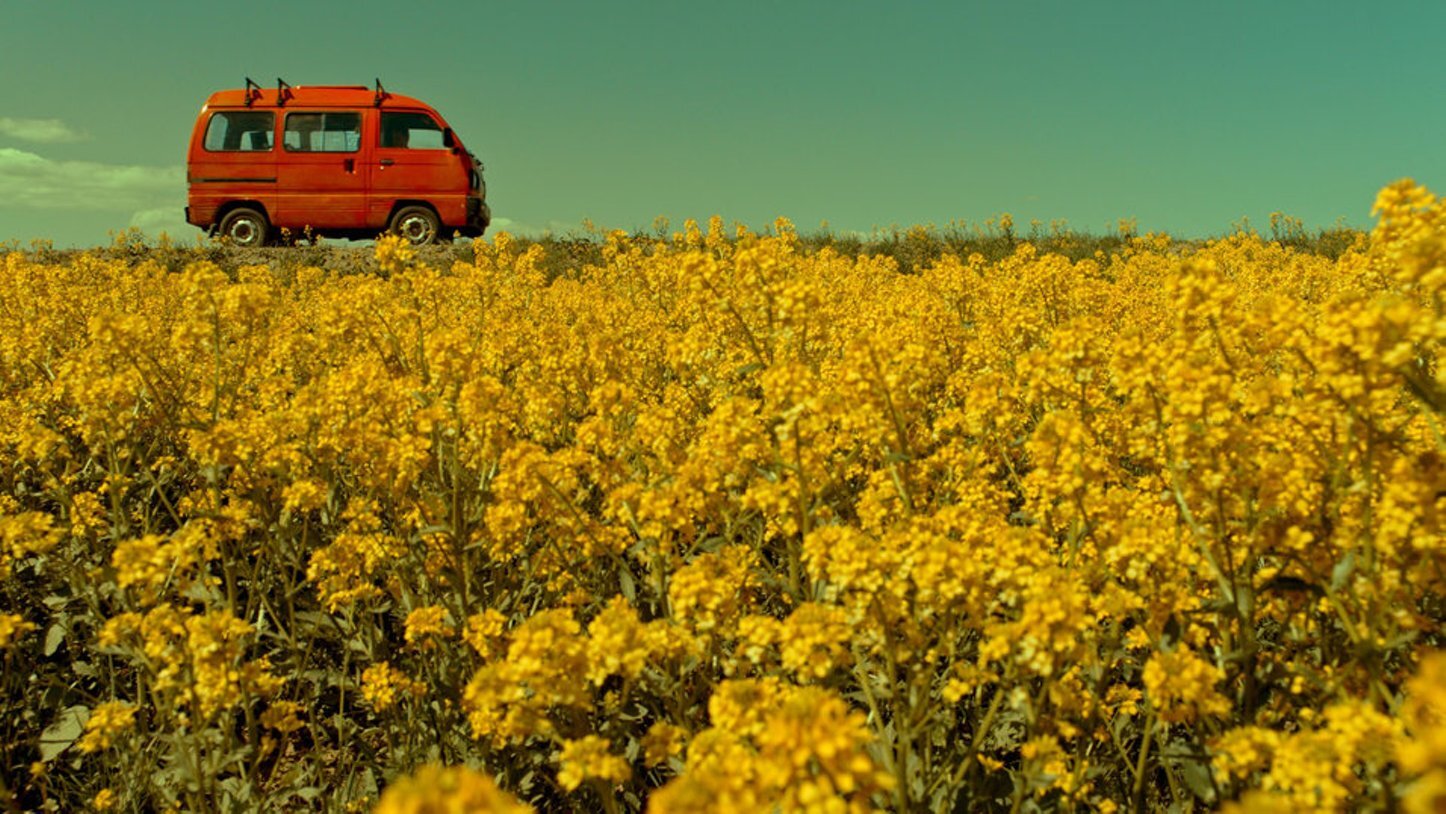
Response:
[218,207,269,248]
[390,206,440,246]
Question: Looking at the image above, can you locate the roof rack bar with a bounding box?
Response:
[277,78,292,106]
[244,76,261,107]
[374,78,387,107]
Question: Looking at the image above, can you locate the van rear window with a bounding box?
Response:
[284,113,361,152]
[204,111,275,152]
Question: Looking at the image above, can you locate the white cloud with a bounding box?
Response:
[0,147,181,210]
[489,217,550,237]
[488,217,610,238]
[0,117,87,144]
[128,206,197,242]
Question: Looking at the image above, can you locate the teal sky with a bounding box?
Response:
[2,0,1443,247]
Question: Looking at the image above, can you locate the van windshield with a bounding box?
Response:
[204,111,274,152]
[381,112,446,149]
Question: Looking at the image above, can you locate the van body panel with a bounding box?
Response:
[187,106,278,227]
[274,150,368,229]
[274,109,369,229]
[186,85,489,241]
[369,108,469,226]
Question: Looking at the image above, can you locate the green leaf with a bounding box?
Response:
[1178,759,1217,803]
[219,776,253,808]
[39,705,89,762]
[1161,614,1182,648]
[43,622,66,657]
[619,567,636,602]
[1331,550,1356,591]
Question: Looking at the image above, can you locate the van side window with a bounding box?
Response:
[204,111,275,152]
[380,112,445,149]
[283,112,361,152]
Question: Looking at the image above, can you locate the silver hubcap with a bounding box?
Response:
[229,219,258,245]
[398,214,434,244]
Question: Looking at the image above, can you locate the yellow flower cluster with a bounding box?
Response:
[1142,647,1231,724]
[373,764,532,814]
[0,180,1440,811]
[97,605,278,722]
[0,511,61,576]
[651,680,892,813]
[556,735,631,791]
[1399,653,1446,814]
[76,701,137,753]
[1212,702,1402,809]
[404,604,453,648]
[0,612,34,649]
[361,661,427,712]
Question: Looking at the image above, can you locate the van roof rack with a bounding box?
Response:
[243,77,262,107]
[241,78,386,105]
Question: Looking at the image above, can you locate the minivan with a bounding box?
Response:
[186,79,489,246]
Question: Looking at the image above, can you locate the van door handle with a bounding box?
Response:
[379,158,394,167]
[343,158,355,172]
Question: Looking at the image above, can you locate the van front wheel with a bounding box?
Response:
[218,207,269,248]
[390,206,440,246]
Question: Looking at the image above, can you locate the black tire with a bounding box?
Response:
[217,207,269,248]
[389,205,441,246]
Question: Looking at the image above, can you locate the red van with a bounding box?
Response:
[186,79,489,246]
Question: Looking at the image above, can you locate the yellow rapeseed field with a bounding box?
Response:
[0,181,1441,813]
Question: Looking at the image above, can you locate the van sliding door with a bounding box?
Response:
[275,111,367,231]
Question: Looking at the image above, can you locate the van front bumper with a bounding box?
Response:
[466,196,491,234]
